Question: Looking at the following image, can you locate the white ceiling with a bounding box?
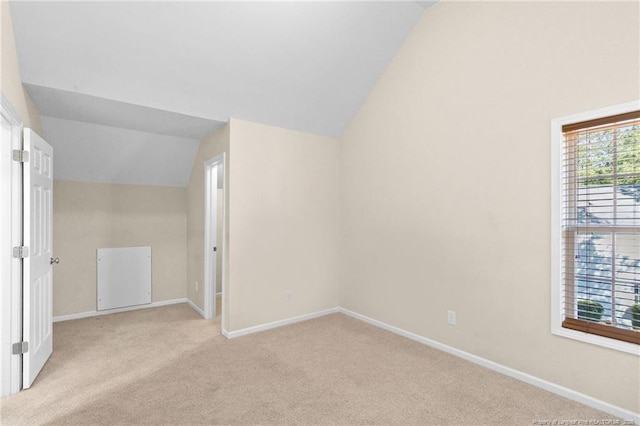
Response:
[10,1,429,186]
[26,84,226,140]
[41,116,200,187]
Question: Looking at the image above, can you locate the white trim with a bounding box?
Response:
[203,153,227,328]
[551,327,639,356]
[224,307,340,339]
[1,93,21,124]
[52,298,188,323]
[203,157,216,319]
[550,100,640,356]
[186,298,205,318]
[338,308,640,424]
[0,93,23,397]
[553,100,640,128]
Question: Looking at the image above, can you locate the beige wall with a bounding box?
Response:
[186,120,341,332]
[53,180,187,316]
[340,1,640,414]
[186,124,229,315]
[1,1,41,134]
[227,119,340,331]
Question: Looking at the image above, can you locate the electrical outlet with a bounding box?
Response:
[447,310,456,325]
[195,281,199,292]
[285,291,292,301]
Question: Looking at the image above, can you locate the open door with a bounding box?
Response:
[22,129,53,389]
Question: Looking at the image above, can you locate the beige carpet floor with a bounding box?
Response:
[0,303,618,425]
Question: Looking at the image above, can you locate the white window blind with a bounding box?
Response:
[561,110,640,344]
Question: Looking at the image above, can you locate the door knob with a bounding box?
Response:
[50,257,59,265]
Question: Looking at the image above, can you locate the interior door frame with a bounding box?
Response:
[0,93,24,396]
[204,153,227,331]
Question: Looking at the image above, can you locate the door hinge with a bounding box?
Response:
[12,150,29,163]
[12,341,28,355]
[12,246,29,258]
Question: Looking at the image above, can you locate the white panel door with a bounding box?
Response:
[22,129,53,389]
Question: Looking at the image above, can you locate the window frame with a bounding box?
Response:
[551,100,640,356]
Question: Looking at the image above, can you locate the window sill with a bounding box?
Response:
[552,323,640,355]
[562,318,640,345]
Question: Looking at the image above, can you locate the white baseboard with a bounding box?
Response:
[186,299,205,318]
[338,307,640,424]
[224,307,340,339]
[53,298,188,323]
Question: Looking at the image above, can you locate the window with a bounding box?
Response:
[552,101,640,353]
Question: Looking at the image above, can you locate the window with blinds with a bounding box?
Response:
[561,110,640,345]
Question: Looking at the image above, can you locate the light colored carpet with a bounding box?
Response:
[1,303,617,425]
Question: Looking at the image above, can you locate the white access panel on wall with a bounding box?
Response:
[97,246,151,311]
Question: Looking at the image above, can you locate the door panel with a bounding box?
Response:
[23,129,53,389]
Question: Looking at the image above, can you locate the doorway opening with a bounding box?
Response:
[204,153,227,330]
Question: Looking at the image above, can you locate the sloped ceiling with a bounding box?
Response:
[10,1,430,187]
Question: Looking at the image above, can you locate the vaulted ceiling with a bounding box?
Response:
[10,1,430,186]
